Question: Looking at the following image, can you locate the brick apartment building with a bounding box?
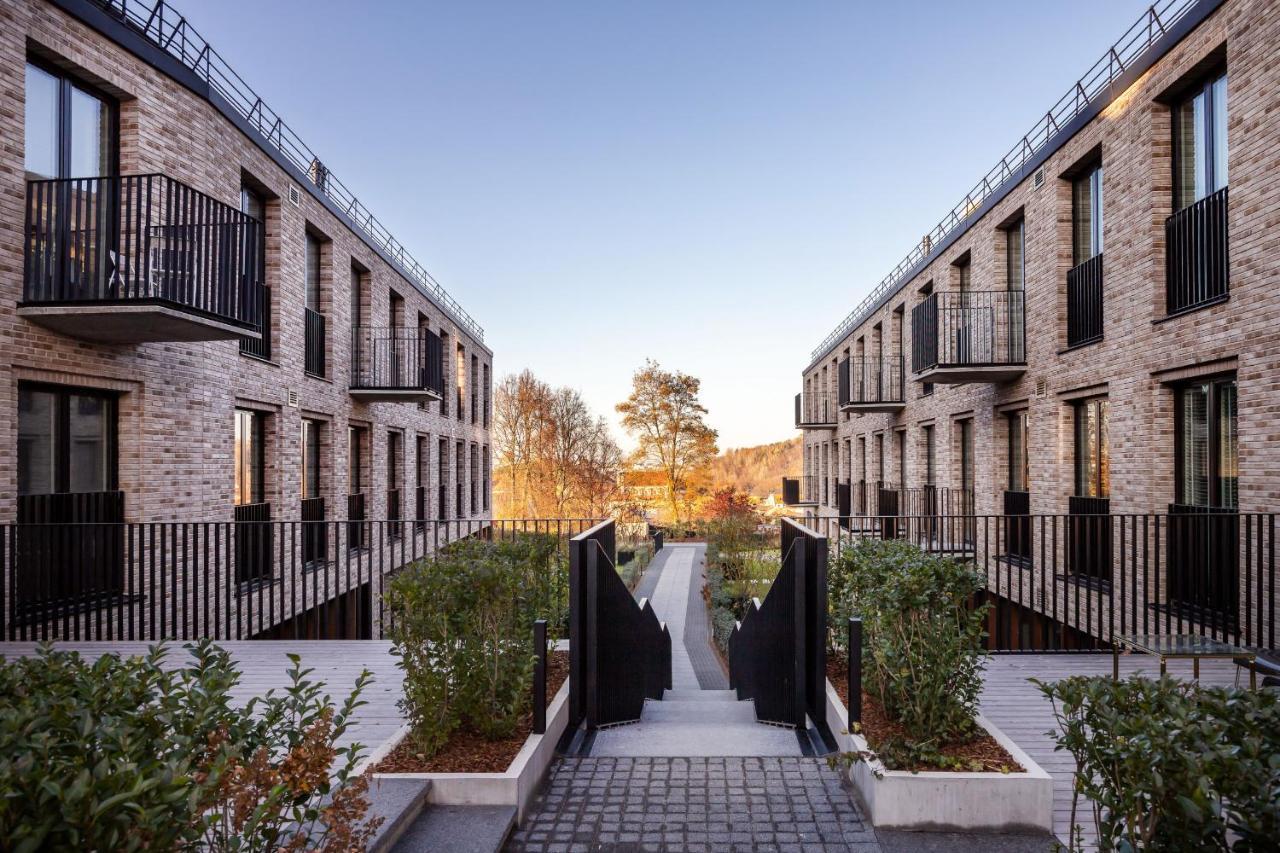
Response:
[2,0,493,638]
[790,0,1279,646]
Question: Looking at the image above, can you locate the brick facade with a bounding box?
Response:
[0,0,493,528]
[799,0,1278,523]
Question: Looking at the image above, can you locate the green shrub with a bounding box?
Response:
[387,534,565,754]
[0,641,376,851]
[1037,675,1280,851]
[830,538,988,768]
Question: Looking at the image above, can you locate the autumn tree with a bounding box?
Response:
[616,360,719,523]
[492,371,622,519]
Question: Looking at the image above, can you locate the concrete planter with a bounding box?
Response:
[824,679,1053,833]
[370,678,570,824]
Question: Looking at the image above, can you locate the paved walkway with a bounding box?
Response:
[590,544,800,758]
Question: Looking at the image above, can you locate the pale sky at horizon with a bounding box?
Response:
[184,0,1150,452]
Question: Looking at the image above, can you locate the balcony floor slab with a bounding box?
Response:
[840,402,905,414]
[350,388,444,404]
[914,364,1025,384]
[20,303,256,343]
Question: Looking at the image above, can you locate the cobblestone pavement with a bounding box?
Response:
[505,756,882,852]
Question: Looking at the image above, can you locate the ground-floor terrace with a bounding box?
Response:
[0,535,1250,851]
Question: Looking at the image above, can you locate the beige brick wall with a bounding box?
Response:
[0,0,493,526]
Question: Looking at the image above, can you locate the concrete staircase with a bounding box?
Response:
[589,688,801,757]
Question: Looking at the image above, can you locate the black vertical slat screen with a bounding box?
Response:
[1066,253,1104,347]
[1166,186,1229,314]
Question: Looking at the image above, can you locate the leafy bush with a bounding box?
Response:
[0,641,377,851]
[1037,675,1280,852]
[387,533,565,754]
[830,538,989,768]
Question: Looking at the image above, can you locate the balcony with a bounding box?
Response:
[1066,254,1103,348]
[1166,187,1229,315]
[349,326,444,403]
[838,356,904,412]
[22,174,264,343]
[781,477,817,507]
[794,392,837,429]
[910,291,1024,383]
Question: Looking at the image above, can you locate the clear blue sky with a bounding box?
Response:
[186,0,1148,450]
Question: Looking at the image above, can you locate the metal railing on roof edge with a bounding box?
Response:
[90,0,486,343]
[809,0,1199,364]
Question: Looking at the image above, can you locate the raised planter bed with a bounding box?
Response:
[824,679,1053,833]
[369,653,570,824]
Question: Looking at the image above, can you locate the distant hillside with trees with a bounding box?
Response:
[704,437,801,499]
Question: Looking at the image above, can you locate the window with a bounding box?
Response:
[388,431,402,492]
[18,384,116,496]
[895,431,906,492]
[439,331,451,416]
[348,426,366,494]
[958,420,974,495]
[1176,378,1237,509]
[239,186,271,359]
[455,343,466,420]
[1006,218,1025,291]
[24,60,115,182]
[470,444,479,514]
[301,419,322,500]
[1173,71,1228,211]
[1007,411,1029,492]
[483,364,491,428]
[875,433,885,485]
[305,233,322,312]
[456,441,465,516]
[1072,164,1104,265]
[437,437,448,520]
[482,445,490,512]
[350,264,364,328]
[1073,399,1110,498]
[234,409,265,506]
[922,426,935,487]
[471,355,479,423]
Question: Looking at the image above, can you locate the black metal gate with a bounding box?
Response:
[569,520,672,729]
[728,518,827,729]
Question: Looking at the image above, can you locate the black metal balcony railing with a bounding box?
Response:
[304,308,326,378]
[795,392,837,427]
[1066,253,1104,347]
[350,327,444,395]
[438,483,448,521]
[301,496,326,566]
[14,491,126,619]
[1002,490,1032,565]
[910,291,1025,373]
[239,285,271,359]
[346,493,367,552]
[23,174,263,331]
[781,478,801,506]
[233,501,272,584]
[1166,186,1229,315]
[838,357,905,407]
[1167,504,1238,627]
[1067,495,1111,584]
[387,489,401,540]
[415,485,428,531]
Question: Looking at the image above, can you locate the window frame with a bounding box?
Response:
[347,425,366,495]
[1173,375,1237,509]
[301,418,323,500]
[1071,163,1104,266]
[234,408,266,506]
[24,57,119,181]
[17,382,119,496]
[1073,398,1110,498]
[1172,69,1228,212]
[1007,410,1029,492]
[1005,217,1025,292]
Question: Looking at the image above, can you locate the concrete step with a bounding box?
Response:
[365,777,431,853]
[641,699,757,724]
[590,721,802,757]
[661,689,739,702]
[391,804,516,853]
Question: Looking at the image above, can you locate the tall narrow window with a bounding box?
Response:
[388,431,402,491]
[455,343,466,420]
[456,441,465,516]
[303,234,326,378]
[922,426,935,487]
[437,437,448,520]
[348,426,366,494]
[234,409,265,506]
[471,355,479,423]
[301,419,322,500]
[1006,218,1025,291]
[350,264,364,328]
[239,186,271,359]
[24,60,115,181]
[482,445,490,513]
[483,364,491,428]
[1176,378,1237,509]
[875,433,885,485]
[959,420,974,495]
[1072,164,1104,265]
[1007,411,1029,492]
[305,234,322,312]
[895,431,906,492]
[1173,72,1228,211]
[18,384,117,496]
[1073,399,1110,498]
[470,444,479,514]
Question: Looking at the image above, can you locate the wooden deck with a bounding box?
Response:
[0,640,407,758]
[980,653,1242,848]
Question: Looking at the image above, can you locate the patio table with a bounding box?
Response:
[1112,633,1256,689]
